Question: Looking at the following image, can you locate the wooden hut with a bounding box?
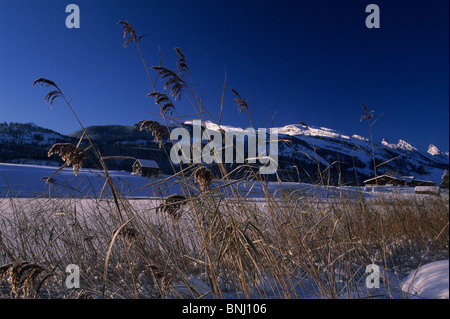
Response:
[364,174,436,187]
[364,175,407,186]
[409,179,436,187]
[132,159,160,177]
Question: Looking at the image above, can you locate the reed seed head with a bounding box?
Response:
[231,88,248,113]
[147,92,176,119]
[194,166,214,193]
[118,20,146,47]
[360,103,375,122]
[48,143,87,176]
[156,194,187,221]
[151,66,185,101]
[174,47,189,75]
[32,78,59,90]
[113,227,139,245]
[138,120,169,147]
[33,78,62,109]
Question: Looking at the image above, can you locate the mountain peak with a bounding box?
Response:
[382,139,417,151]
[397,139,416,151]
[428,144,441,156]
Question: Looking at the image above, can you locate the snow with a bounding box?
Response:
[135,159,159,168]
[164,260,450,299]
[184,120,246,134]
[352,134,369,142]
[273,124,348,139]
[402,260,449,299]
[414,186,441,195]
[428,144,441,156]
[382,138,417,151]
[186,121,355,141]
[0,163,386,199]
[0,162,161,198]
[382,139,395,148]
[1,162,447,200]
[397,139,417,151]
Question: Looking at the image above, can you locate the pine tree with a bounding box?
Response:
[441,169,449,189]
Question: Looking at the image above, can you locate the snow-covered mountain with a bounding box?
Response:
[0,122,77,166]
[1,122,448,185]
[181,121,449,185]
[275,124,447,184]
[0,122,69,145]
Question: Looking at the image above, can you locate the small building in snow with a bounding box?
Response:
[408,178,436,187]
[414,186,440,196]
[132,159,160,177]
[364,175,407,186]
[364,175,436,187]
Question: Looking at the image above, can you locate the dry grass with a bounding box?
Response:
[0,261,54,298]
[0,193,447,299]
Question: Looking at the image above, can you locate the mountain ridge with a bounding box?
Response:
[1,121,448,185]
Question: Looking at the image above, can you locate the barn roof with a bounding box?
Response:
[134,159,159,168]
[364,174,434,184]
[363,175,401,184]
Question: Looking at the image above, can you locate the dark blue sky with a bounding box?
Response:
[0,0,448,151]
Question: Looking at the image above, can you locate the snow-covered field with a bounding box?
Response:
[0,163,448,299]
[402,260,449,299]
[0,162,424,199]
